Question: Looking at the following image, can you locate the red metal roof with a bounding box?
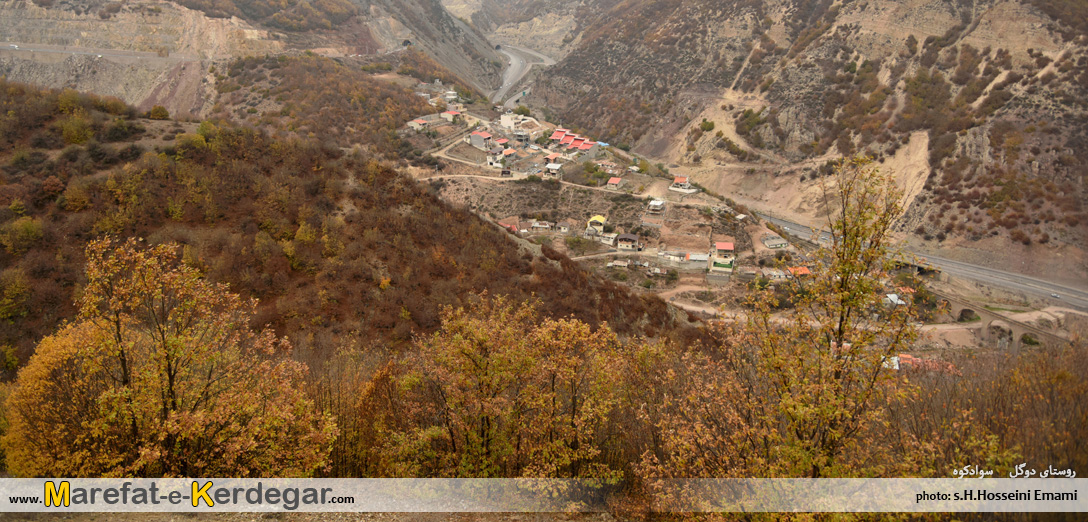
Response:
[560,135,576,145]
[673,176,688,184]
[503,149,517,156]
[549,130,567,140]
[607,177,622,184]
[715,242,735,252]
[441,110,460,115]
[411,119,427,124]
[495,138,509,144]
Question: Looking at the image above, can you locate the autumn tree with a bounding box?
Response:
[148,105,170,120]
[376,295,622,480]
[1,238,336,477]
[643,158,932,480]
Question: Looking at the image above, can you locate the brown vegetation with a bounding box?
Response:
[176,0,356,31]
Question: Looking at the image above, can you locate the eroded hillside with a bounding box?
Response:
[0,78,698,366]
[0,0,502,116]
[495,0,1086,280]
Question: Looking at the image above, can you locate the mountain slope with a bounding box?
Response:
[0,78,697,368]
[508,0,1086,279]
[0,0,502,111]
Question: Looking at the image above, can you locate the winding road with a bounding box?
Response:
[468,42,1088,314]
[490,45,555,107]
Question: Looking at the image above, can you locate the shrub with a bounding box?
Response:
[0,217,44,255]
[148,105,170,120]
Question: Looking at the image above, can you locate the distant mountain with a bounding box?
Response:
[0,0,503,101]
[362,0,503,90]
[473,0,1086,276]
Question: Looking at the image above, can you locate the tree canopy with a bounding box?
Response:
[2,238,336,477]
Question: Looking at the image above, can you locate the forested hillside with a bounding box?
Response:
[0,80,694,368]
[210,53,442,155]
[0,144,1083,484]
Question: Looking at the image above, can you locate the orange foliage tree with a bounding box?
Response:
[638,158,1005,483]
[374,295,623,480]
[1,238,336,477]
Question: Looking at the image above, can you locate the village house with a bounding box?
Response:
[500,113,542,131]
[557,219,577,235]
[710,241,735,272]
[586,215,607,236]
[787,266,812,279]
[668,176,698,194]
[440,110,461,122]
[647,199,666,214]
[466,130,493,150]
[763,267,788,281]
[550,128,601,158]
[487,147,504,167]
[762,235,788,249]
[497,216,521,234]
[616,233,640,251]
[736,265,761,282]
[607,259,630,268]
[544,163,563,180]
[686,252,710,265]
[407,118,429,131]
[531,221,553,232]
[712,241,734,257]
[606,177,624,190]
[549,128,570,142]
[598,232,618,246]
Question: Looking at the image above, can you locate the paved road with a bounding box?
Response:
[755,212,1088,311]
[919,254,1088,311]
[490,45,555,105]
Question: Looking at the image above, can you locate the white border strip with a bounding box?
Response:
[0,478,1083,512]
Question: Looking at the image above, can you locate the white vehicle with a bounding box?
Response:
[1051,293,1061,299]
[9,44,17,49]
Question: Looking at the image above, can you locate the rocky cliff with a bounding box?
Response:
[0,0,502,114]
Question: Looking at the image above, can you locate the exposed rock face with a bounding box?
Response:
[365,0,502,91]
[0,1,283,57]
[0,0,283,116]
[0,0,502,111]
[442,0,615,60]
